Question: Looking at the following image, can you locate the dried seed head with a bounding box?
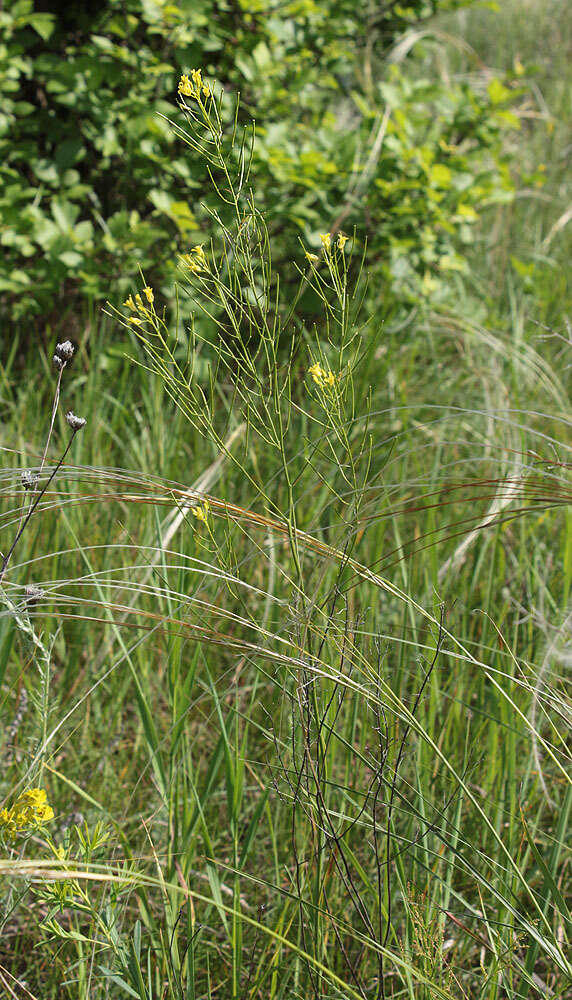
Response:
[55,340,74,361]
[66,411,87,432]
[53,354,65,370]
[21,470,39,491]
[24,585,44,606]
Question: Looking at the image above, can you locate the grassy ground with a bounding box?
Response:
[0,1,570,997]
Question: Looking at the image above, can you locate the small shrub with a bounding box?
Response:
[1,0,519,332]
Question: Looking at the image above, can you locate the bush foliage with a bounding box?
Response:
[1,0,518,326]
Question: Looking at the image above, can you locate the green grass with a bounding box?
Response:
[0,2,571,997]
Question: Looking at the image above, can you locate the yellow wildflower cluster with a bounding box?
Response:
[192,499,210,524]
[124,287,155,325]
[320,232,348,252]
[306,233,348,262]
[178,70,211,101]
[308,363,337,389]
[0,788,54,840]
[182,244,208,274]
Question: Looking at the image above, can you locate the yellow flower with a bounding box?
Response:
[135,293,143,309]
[182,244,208,274]
[178,74,194,97]
[184,259,202,274]
[305,251,320,264]
[192,244,206,262]
[192,499,210,523]
[179,70,210,101]
[308,363,326,386]
[128,317,143,326]
[0,807,17,837]
[143,286,154,304]
[336,233,348,251]
[124,295,136,311]
[320,233,331,251]
[0,788,54,840]
[308,362,337,390]
[15,788,54,824]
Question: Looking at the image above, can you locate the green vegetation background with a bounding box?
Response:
[2,0,519,328]
[0,1,571,998]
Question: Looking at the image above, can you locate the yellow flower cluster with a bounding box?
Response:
[124,287,155,325]
[305,233,348,263]
[178,70,211,101]
[320,232,348,252]
[0,788,54,840]
[308,363,336,389]
[192,499,210,524]
[182,244,208,274]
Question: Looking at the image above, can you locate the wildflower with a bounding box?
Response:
[182,244,208,274]
[336,233,348,251]
[53,354,66,370]
[182,256,203,274]
[128,316,143,326]
[194,68,211,97]
[66,411,87,432]
[143,286,154,304]
[124,295,136,310]
[18,788,54,824]
[192,499,210,524]
[308,362,337,390]
[309,362,326,386]
[0,787,54,840]
[178,74,194,97]
[320,233,331,251]
[191,68,211,97]
[135,293,143,309]
[191,244,206,264]
[21,470,39,491]
[178,70,210,100]
[0,808,17,838]
[305,251,320,264]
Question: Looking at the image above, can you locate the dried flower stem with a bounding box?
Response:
[0,431,78,585]
[40,366,64,477]
[12,369,62,564]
